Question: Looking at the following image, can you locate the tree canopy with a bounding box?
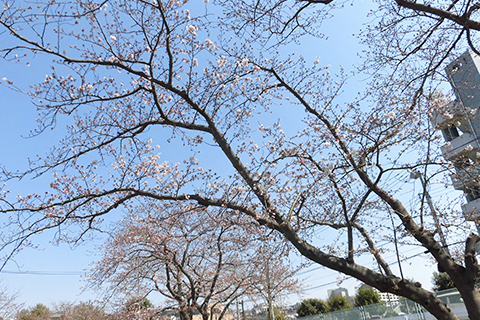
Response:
[2,1,480,319]
[53,301,106,320]
[354,286,381,307]
[89,206,299,320]
[327,295,351,312]
[296,298,329,317]
[125,298,154,313]
[17,304,51,320]
[432,272,456,291]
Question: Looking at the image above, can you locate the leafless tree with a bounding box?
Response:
[0,281,23,320]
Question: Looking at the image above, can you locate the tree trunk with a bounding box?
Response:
[201,309,209,320]
[266,261,275,320]
[279,226,462,320]
[178,309,192,320]
[453,279,480,319]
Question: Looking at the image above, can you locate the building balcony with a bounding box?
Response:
[440,133,480,160]
[462,197,480,221]
[451,165,480,190]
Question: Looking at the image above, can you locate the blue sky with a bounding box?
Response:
[0,0,465,311]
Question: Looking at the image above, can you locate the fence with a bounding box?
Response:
[297,287,469,320]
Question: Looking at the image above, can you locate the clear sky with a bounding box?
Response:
[0,0,465,312]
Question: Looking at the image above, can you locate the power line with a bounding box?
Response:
[297,247,430,295]
[1,269,83,276]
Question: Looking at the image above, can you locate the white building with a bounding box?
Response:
[376,290,400,307]
[430,50,480,222]
[360,284,400,307]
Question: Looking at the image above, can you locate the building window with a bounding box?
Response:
[466,186,480,202]
[442,126,460,142]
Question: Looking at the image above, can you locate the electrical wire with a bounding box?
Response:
[0,269,83,276]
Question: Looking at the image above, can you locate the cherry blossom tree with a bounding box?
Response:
[247,247,302,320]
[0,1,480,319]
[391,0,480,55]
[110,297,162,320]
[52,301,106,320]
[89,205,270,320]
[106,308,162,320]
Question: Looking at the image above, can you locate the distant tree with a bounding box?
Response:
[353,286,387,317]
[125,297,154,312]
[89,208,276,320]
[248,246,303,320]
[107,308,162,320]
[53,301,105,320]
[17,310,30,320]
[98,297,160,320]
[273,308,288,320]
[52,301,75,315]
[17,304,51,320]
[297,298,329,317]
[327,295,351,312]
[432,272,455,291]
[354,286,381,307]
[70,302,105,320]
[0,281,22,320]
